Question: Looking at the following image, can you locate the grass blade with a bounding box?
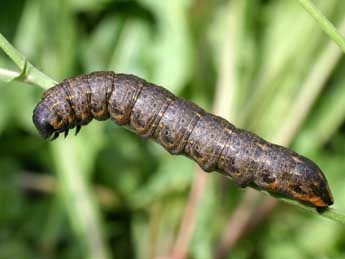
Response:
[297,0,345,53]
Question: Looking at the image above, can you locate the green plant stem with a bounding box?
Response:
[0,33,27,68]
[280,197,345,224]
[0,33,56,88]
[0,68,36,85]
[297,0,345,53]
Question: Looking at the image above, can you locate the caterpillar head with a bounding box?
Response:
[33,102,57,139]
[33,102,81,140]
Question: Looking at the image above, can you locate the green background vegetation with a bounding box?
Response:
[0,0,345,258]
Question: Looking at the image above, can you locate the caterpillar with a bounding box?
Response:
[33,71,334,208]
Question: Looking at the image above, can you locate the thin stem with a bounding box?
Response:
[243,190,345,225]
[0,68,37,86]
[297,0,345,53]
[280,197,345,224]
[0,33,27,68]
[0,33,56,89]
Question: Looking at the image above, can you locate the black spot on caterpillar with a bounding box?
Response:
[33,71,334,208]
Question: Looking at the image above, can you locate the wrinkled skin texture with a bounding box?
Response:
[33,71,334,208]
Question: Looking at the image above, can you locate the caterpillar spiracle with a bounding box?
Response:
[32,71,334,208]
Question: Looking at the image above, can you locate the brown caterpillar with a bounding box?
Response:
[33,71,334,208]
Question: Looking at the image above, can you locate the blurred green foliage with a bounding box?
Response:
[0,0,345,258]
